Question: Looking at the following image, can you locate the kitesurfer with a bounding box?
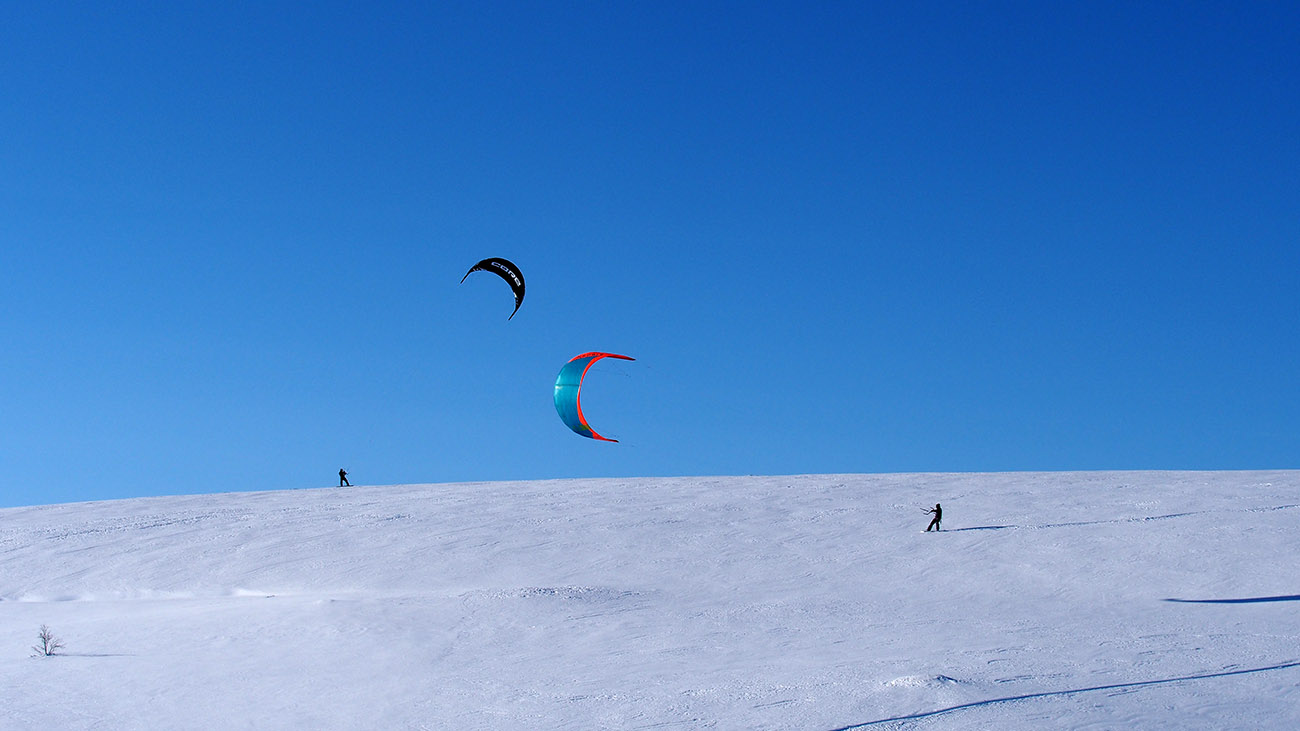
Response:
[339,469,350,487]
[924,503,942,532]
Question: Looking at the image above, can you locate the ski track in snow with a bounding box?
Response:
[2,470,1299,729]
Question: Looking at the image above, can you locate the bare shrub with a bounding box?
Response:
[32,625,64,657]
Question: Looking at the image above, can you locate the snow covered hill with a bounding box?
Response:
[3,472,1298,729]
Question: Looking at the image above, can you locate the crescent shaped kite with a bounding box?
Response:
[553,352,635,442]
[460,257,525,320]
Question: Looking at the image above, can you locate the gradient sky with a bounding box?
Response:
[2,1,1297,507]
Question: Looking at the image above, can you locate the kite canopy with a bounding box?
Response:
[460,257,525,319]
[553,352,635,442]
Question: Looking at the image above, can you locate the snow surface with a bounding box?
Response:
[3,471,1299,729]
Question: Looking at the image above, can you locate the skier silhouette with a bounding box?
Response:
[339,469,350,487]
[924,503,942,532]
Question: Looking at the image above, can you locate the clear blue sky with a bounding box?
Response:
[2,1,1297,507]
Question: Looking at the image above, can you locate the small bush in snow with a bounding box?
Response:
[32,625,64,657]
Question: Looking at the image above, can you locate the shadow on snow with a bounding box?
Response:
[1165,595,1300,605]
[825,660,1300,730]
[943,507,1299,533]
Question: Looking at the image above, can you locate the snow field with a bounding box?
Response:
[2,471,1298,729]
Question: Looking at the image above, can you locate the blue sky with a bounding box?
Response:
[2,1,1297,507]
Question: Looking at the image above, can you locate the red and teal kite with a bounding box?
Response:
[553,352,634,442]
